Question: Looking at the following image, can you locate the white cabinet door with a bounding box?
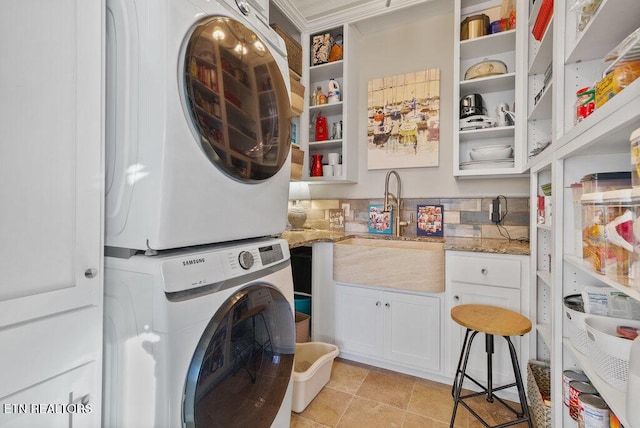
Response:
[0,0,103,422]
[335,284,384,356]
[0,362,97,428]
[336,283,442,372]
[447,282,521,388]
[384,292,441,371]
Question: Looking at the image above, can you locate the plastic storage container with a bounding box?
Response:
[631,187,640,289]
[580,172,632,194]
[627,336,640,424]
[564,295,590,355]
[603,189,635,283]
[572,182,584,256]
[632,127,640,187]
[584,316,640,391]
[581,192,607,273]
[291,342,340,413]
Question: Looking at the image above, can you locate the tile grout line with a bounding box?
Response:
[333,392,355,428]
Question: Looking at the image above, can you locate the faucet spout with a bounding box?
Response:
[383,170,409,237]
[383,170,401,212]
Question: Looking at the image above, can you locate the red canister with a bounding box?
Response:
[315,112,328,141]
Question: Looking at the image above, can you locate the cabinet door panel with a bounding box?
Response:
[0,362,98,428]
[385,292,440,371]
[0,0,103,326]
[335,284,383,356]
[448,282,521,388]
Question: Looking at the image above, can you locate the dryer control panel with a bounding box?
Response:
[258,243,284,265]
[159,238,289,293]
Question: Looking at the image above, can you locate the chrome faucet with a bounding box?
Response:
[383,170,411,237]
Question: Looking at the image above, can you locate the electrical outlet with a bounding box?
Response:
[342,203,350,217]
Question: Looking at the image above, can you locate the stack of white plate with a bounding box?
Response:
[469,144,513,161]
[460,159,514,170]
[462,144,514,170]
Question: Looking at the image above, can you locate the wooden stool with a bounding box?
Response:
[450,304,532,428]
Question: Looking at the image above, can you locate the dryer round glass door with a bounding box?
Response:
[183,284,294,427]
[182,17,292,182]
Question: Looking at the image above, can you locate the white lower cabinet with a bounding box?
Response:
[445,251,530,397]
[335,283,441,372]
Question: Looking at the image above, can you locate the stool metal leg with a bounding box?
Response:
[505,336,533,428]
[485,334,494,403]
[449,331,533,428]
[450,328,478,428]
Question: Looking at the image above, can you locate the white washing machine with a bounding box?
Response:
[103,237,295,428]
[105,0,293,252]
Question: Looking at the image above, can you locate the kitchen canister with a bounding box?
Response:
[602,189,634,282]
[631,127,640,187]
[581,192,606,273]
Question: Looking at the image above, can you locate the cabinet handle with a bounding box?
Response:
[84,268,98,279]
[385,303,390,308]
[481,268,488,275]
[376,301,381,307]
[454,295,460,301]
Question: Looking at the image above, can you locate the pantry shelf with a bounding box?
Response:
[563,255,640,301]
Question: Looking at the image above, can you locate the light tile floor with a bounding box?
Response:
[290,358,530,428]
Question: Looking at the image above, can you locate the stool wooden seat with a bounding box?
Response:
[449,304,533,428]
[451,304,532,337]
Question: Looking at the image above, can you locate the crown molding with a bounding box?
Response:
[273,0,438,33]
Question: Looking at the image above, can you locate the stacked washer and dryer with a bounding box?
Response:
[103,0,296,426]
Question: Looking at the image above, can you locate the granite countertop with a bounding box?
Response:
[280,229,530,256]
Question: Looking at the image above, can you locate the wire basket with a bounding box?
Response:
[585,316,640,391]
[564,305,590,355]
[270,24,302,77]
[527,360,551,428]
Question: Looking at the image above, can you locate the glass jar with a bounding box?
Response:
[575,86,595,124]
[581,192,606,273]
[603,189,634,283]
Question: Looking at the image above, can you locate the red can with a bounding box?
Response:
[569,380,597,420]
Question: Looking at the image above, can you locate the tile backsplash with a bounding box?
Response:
[293,197,529,240]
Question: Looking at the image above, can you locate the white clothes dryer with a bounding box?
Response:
[105,0,293,252]
[103,237,295,428]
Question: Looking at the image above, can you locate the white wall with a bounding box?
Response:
[310,0,530,200]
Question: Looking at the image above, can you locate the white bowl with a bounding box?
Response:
[469,146,513,161]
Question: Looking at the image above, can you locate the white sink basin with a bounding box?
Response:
[333,238,444,293]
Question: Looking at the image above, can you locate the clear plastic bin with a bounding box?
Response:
[603,189,634,283]
[571,183,584,256]
[581,192,607,273]
[632,128,640,188]
[580,172,632,194]
[631,187,640,289]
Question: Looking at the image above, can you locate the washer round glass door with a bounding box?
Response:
[183,17,291,182]
[183,284,295,427]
